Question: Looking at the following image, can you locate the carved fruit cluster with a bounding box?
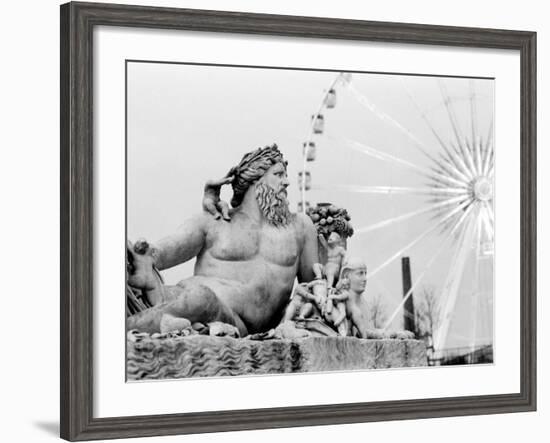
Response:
[307,203,354,239]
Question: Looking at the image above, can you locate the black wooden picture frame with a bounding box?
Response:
[60,1,536,440]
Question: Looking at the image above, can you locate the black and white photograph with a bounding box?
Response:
[125,62,495,380]
[1,0,541,442]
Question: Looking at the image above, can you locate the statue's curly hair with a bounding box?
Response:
[227,144,287,208]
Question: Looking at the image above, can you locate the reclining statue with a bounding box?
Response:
[126,144,321,337]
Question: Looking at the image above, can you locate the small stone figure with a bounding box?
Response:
[333,258,370,338]
[127,239,166,306]
[324,291,350,336]
[317,232,347,318]
[318,232,347,289]
[282,282,322,322]
[309,279,329,314]
[279,278,347,336]
[308,279,349,337]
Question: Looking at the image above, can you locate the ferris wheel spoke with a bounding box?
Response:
[427,173,470,191]
[401,79,461,163]
[344,83,438,163]
[482,143,494,178]
[433,207,478,350]
[481,119,494,176]
[474,138,484,177]
[331,137,430,174]
[431,156,472,184]
[485,117,494,149]
[429,197,476,236]
[369,198,472,278]
[331,137,468,189]
[381,206,474,330]
[486,161,494,180]
[470,205,484,353]
[469,80,479,144]
[484,147,494,179]
[453,140,478,180]
[403,79,476,183]
[312,184,469,197]
[430,203,474,299]
[438,80,467,152]
[480,203,494,240]
[355,195,469,235]
[484,200,495,225]
[466,138,482,177]
[437,146,475,182]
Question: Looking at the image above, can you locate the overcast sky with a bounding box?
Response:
[127,61,494,348]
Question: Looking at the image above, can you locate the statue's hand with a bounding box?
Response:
[202,175,234,221]
[321,301,328,317]
[133,238,151,255]
[127,239,157,290]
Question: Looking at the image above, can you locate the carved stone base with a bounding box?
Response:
[127,333,427,380]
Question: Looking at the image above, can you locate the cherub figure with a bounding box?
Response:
[318,231,346,318]
[318,232,347,289]
[324,290,350,336]
[305,279,349,336]
[281,277,350,337]
[282,282,321,322]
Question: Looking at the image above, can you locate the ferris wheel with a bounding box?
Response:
[298,71,494,353]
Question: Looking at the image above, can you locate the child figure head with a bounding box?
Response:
[327,231,342,245]
[336,257,367,293]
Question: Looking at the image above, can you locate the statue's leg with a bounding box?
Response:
[337,316,349,337]
[325,262,339,288]
[159,314,191,333]
[298,302,314,319]
[282,299,300,322]
[126,304,166,334]
[325,297,334,314]
[126,279,248,336]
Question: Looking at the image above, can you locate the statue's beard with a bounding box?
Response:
[255,182,292,227]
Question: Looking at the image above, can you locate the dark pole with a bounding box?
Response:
[402,256,416,332]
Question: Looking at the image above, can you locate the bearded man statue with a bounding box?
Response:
[126,144,320,336]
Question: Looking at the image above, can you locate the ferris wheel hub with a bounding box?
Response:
[473,177,493,202]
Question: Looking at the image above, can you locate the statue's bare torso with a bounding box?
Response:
[134,207,318,336]
[187,211,307,332]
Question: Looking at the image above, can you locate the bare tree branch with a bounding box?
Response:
[366,292,388,329]
[414,285,441,348]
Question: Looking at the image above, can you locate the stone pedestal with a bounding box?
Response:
[127,333,427,380]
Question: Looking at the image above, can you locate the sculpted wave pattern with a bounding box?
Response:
[127,333,303,380]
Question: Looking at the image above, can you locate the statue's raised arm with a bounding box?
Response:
[145,172,235,270]
[202,174,234,221]
[149,213,208,271]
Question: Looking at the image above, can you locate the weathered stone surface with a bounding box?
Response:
[405,340,430,368]
[127,333,427,380]
[300,337,377,371]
